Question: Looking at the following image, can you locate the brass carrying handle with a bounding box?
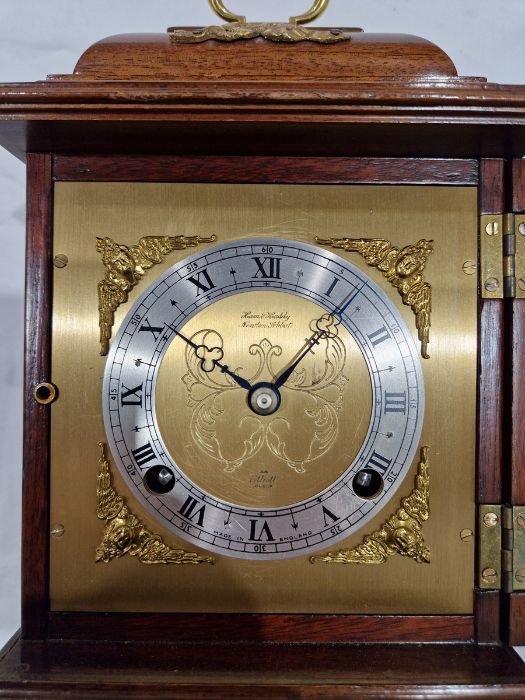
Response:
[208,0,245,23]
[208,0,329,25]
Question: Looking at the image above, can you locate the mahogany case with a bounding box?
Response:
[0,17,524,698]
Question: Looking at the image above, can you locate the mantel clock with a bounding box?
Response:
[0,0,525,696]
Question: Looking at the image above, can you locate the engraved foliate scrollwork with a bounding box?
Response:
[316,237,434,359]
[97,234,216,356]
[96,443,214,566]
[310,447,430,565]
[182,327,348,474]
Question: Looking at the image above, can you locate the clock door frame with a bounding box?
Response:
[22,152,520,645]
[508,158,525,646]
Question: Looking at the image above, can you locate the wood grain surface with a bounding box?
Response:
[509,159,525,504]
[511,158,525,213]
[4,122,525,165]
[479,159,505,215]
[509,300,525,505]
[0,29,523,164]
[46,613,474,644]
[1,636,525,699]
[508,594,525,646]
[22,154,53,640]
[52,155,478,184]
[478,301,505,505]
[477,161,506,506]
[475,590,501,644]
[6,26,525,663]
[67,32,458,82]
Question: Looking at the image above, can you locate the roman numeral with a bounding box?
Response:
[131,441,157,467]
[139,318,163,340]
[324,277,340,298]
[252,257,282,280]
[368,326,390,347]
[322,505,339,526]
[366,451,392,475]
[187,268,216,296]
[249,519,275,542]
[178,496,206,527]
[121,383,143,406]
[384,391,407,414]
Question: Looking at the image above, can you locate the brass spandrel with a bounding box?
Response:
[50,182,477,615]
[97,234,216,356]
[316,237,433,359]
[311,447,430,565]
[96,443,214,566]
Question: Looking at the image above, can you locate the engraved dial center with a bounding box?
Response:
[155,290,372,509]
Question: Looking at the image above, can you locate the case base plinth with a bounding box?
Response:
[1,632,525,699]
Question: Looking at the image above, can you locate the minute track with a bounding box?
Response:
[103,238,425,560]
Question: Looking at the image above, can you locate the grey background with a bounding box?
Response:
[0,0,524,659]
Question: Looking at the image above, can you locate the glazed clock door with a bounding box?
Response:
[47,162,477,632]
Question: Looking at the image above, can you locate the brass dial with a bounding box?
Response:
[103,238,425,560]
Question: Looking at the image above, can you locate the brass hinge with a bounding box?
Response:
[480,214,525,299]
[479,505,525,592]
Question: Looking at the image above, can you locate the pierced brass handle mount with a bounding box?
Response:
[208,0,329,25]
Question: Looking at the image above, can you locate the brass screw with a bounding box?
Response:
[483,512,499,528]
[484,278,500,293]
[516,513,525,529]
[51,524,65,538]
[519,222,525,236]
[460,528,473,541]
[53,254,69,268]
[482,567,498,585]
[485,221,500,236]
[518,279,525,292]
[462,261,476,276]
[516,568,525,584]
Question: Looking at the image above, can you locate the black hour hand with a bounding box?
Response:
[173,328,253,391]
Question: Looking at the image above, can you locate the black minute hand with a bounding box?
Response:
[272,330,325,390]
[172,328,253,391]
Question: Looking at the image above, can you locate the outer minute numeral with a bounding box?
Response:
[121,383,143,406]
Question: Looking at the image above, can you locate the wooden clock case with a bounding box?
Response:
[0,15,525,698]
